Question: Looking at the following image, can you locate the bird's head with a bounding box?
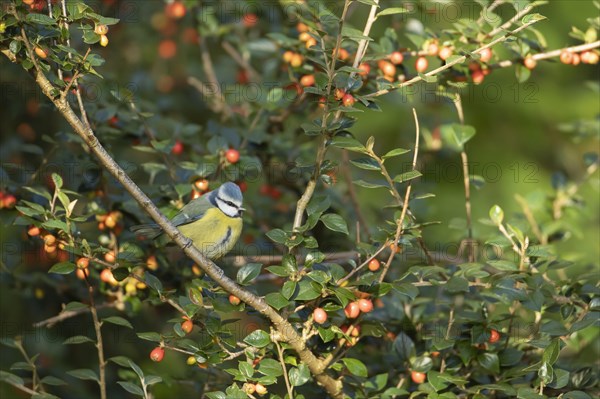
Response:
[215,182,244,218]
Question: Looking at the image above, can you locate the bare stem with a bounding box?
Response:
[378,109,421,284]
[273,334,294,399]
[453,94,475,262]
[84,276,107,399]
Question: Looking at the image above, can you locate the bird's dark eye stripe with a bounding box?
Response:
[218,197,237,208]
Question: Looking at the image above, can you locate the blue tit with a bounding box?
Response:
[131,182,244,260]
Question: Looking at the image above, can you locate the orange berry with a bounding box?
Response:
[368,258,380,272]
[389,51,404,65]
[439,46,453,61]
[337,48,349,61]
[358,62,371,77]
[150,347,165,362]
[472,69,485,84]
[313,308,328,324]
[305,37,317,49]
[296,22,308,33]
[341,93,355,107]
[76,257,89,269]
[411,371,426,384]
[181,319,193,334]
[282,51,294,63]
[415,56,429,73]
[524,56,537,70]
[44,234,56,246]
[104,250,116,263]
[358,298,373,313]
[427,41,439,56]
[146,255,158,270]
[76,268,88,280]
[479,47,493,63]
[242,13,258,28]
[34,46,48,59]
[225,149,240,164]
[571,52,581,65]
[344,301,360,319]
[229,295,241,305]
[194,179,209,192]
[378,60,396,77]
[165,1,186,19]
[28,226,41,237]
[488,329,501,343]
[300,74,315,87]
[290,53,304,67]
[158,39,177,59]
[581,51,599,64]
[100,268,118,285]
[334,88,346,100]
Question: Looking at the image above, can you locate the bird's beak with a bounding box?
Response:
[239,207,246,211]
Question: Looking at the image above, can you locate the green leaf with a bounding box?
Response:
[330,136,368,153]
[452,124,476,148]
[109,356,135,368]
[522,13,547,24]
[103,316,133,329]
[281,281,297,299]
[265,292,290,310]
[67,369,99,382]
[289,364,311,386]
[393,332,416,361]
[51,173,63,189]
[445,276,469,293]
[539,361,554,384]
[0,371,24,387]
[237,263,262,285]
[489,205,504,225]
[63,301,88,312]
[320,214,349,234]
[63,335,95,345]
[393,170,422,183]
[377,7,409,18]
[266,229,287,244]
[543,339,561,365]
[48,262,76,275]
[341,358,368,377]
[487,260,518,271]
[144,272,162,293]
[117,381,144,396]
[243,330,270,348]
[350,157,381,171]
[144,375,162,386]
[137,332,162,342]
[382,148,410,160]
[40,376,67,386]
[477,352,500,373]
[257,358,283,377]
[353,179,387,188]
[26,13,57,25]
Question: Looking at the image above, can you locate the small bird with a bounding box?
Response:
[131,182,244,260]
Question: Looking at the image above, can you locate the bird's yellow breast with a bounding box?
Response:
[177,207,242,259]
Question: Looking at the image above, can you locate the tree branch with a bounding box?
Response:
[364,17,544,99]
[10,20,343,399]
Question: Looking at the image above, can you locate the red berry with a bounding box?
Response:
[334,88,346,100]
[165,1,186,19]
[488,329,501,343]
[236,181,247,192]
[571,53,581,66]
[411,371,426,384]
[181,319,193,334]
[229,294,241,305]
[581,51,599,64]
[415,56,428,73]
[341,93,355,107]
[389,51,404,65]
[560,50,574,64]
[242,13,258,28]
[3,194,17,208]
[358,298,373,313]
[471,70,485,84]
[171,140,184,155]
[150,347,165,362]
[225,149,240,164]
[313,308,328,324]
[368,259,380,272]
[479,48,493,63]
[344,301,360,319]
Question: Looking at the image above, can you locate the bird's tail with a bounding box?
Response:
[130,224,163,240]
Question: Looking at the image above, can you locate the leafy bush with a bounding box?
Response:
[1,1,599,399]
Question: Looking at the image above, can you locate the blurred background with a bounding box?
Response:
[1,0,598,397]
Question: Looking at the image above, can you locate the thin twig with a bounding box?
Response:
[453,94,475,263]
[476,0,505,25]
[221,41,260,82]
[341,150,371,240]
[487,2,536,38]
[514,194,545,244]
[378,108,420,283]
[274,335,294,399]
[84,276,107,399]
[33,302,116,328]
[439,307,455,373]
[494,40,600,68]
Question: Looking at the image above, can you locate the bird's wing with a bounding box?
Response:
[170,192,215,227]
